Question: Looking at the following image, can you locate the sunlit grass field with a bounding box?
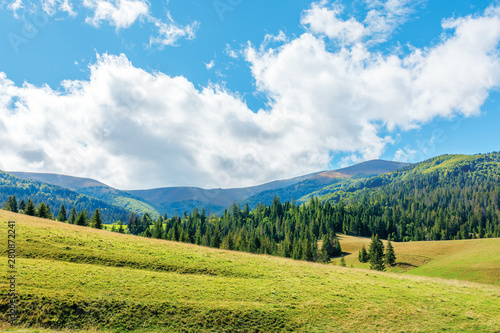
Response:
[1,210,499,332]
[337,234,500,286]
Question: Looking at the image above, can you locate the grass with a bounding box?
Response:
[337,234,500,286]
[1,210,499,332]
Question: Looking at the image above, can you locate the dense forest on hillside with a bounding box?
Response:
[125,153,500,259]
[3,153,500,262]
[0,172,130,223]
[322,153,500,240]
[127,197,342,262]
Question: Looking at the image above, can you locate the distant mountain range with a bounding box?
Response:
[4,153,500,224]
[6,159,408,218]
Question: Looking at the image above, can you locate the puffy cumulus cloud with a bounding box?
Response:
[245,4,500,165]
[1,5,500,189]
[0,54,308,189]
[83,0,149,29]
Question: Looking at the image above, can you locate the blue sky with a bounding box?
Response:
[0,0,499,189]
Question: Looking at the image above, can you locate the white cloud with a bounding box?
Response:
[363,0,424,44]
[83,0,148,29]
[41,0,76,16]
[301,0,425,45]
[7,0,24,18]
[0,5,499,189]
[205,60,215,70]
[149,12,199,48]
[225,44,239,59]
[393,147,417,162]
[301,1,366,44]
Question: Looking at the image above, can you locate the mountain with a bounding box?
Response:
[242,160,410,208]
[9,171,160,218]
[0,171,131,222]
[8,159,409,217]
[126,172,317,216]
[307,152,500,240]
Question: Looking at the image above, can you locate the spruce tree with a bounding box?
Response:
[68,207,77,224]
[319,232,336,262]
[76,211,87,226]
[18,199,26,212]
[358,244,369,263]
[90,209,102,229]
[57,204,67,222]
[36,202,51,219]
[117,219,125,233]
[368,234,385,271]
[3,196,18,213]
[24,199,35,216]
[384,239,396,266]
[340,255,347,267]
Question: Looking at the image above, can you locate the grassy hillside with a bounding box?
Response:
[336,234,500,286]
[1,210,499,332]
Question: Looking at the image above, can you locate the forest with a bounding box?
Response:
[3,153,500,263]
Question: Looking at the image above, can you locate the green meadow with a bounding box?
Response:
[1,210,499,332]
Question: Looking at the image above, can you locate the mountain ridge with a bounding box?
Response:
[9,159,409,216]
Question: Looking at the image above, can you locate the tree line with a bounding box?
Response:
[3,195,103,229]
[124,196,343,263]
[333,165,500,241]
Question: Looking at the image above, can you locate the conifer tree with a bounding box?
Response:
[3,196,18,213]
[68,207,77,224]
[24,199,35,216]
[358,244,369,263]
[57,204,67,222]
[117,219,125,233]
[36,202,52,219]
[18,199,26,212]
[90,209,102,229]
[76,211,87,226]
[368,234,385,271]
[384,238,396,266]
[340,255,347,267]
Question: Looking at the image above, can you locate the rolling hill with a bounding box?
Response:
[9,160,409,217]
[1,210,499,332]
[8,172,160,218]
[0,171,132,223]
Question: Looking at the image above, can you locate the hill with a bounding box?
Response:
[0,171,131,223]
[241,160,409,208]
[1,210,499,332]
[10,160,408,217]
[297,152,500,241]
[8,172,160,218]
[336,234,500,286]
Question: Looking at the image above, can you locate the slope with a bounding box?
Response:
[1,210,499,332]
[125,172,319,216]
[9,172,160,218]
[243,160,409,208]
[0,171,131,223]
[336,234,500,286]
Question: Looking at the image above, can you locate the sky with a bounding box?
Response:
[0,0,499,190]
